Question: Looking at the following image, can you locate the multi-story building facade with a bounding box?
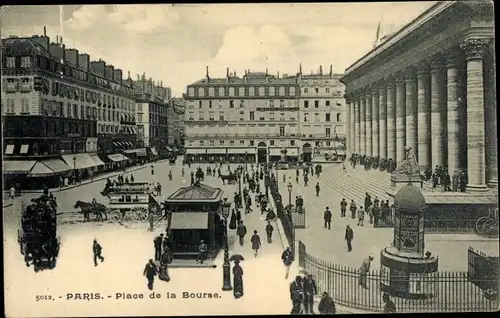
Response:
[1,33,136,189]
[169,97,186,149]
[184,68,300,163]
[134,75,170,157]
[298,65,346,161]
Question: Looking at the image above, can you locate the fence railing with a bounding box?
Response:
[270,180,295,255]
[299,240,499,313]
[468,247,499,293]
[375,213,483,234]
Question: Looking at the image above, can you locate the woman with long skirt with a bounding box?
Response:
[159,252,170,282]
[232,260,244,299]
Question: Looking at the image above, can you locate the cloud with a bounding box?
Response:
[66,5,107,30]
[108,5,179,33]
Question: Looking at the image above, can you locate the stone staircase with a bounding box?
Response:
[319,165,392,205]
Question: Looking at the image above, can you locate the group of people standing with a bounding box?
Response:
[428,165,468,192]
[289,273,336,315]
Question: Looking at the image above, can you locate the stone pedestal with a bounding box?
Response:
[387,173,423,197]
[380,247,439,300]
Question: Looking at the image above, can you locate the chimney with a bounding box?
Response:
[78,53,90,71]
[113,69,123,84]
[49,42,65,62]
[65,48,79,66]
[244,70,247,76]
[330,64,332,76]
[149,77,153,94]
[43,26,46,36]
[277,71,279,78]
[319,65,323,75]
[128,71,131,79]
[90,60,106,76]
[299,63,302,75]
[205,66,209,79]
[105,64,115,80]
[137,74,140,84]
[234,70,236,77]
[56,35,59,44]
[266,68,268,75]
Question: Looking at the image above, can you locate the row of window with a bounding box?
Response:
[303,113,342,122]
[136,102,169,115]
[302,87,344,96]
[186,111,342,122]
[187,139,335,147]
[188,99,342,109]
[303,100,343,108]
[4,55,134,96]
[187,85,297,98]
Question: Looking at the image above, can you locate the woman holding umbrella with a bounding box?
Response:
[232,259,244,299]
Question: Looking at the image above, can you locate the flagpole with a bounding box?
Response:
[59,5,64,79]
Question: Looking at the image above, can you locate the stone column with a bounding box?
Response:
[372,85,380,158]
[417,63,431,171]
[360,91,366,155]
[354,93,361,154]
[378,82,387,159]
[461,38,489,191]
[365,89,373,157]
[430,56,447,169]
[346,94,354,158]
[395,74,406,163]
[446,49,462,175]
[386,77,397,160]
[405,67,418,161]
[485,40,497,187]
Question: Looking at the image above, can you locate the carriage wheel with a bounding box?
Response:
[131,207,149,222]
[108,210,123,223]
[484,220,499,238]
[475,217,490,236]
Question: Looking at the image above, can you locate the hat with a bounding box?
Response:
[383,293,390,299]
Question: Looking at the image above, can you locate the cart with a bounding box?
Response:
[105,182,163,223]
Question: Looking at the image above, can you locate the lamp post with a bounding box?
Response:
[221,198,233,291]
[73,156,77,185]
[287,182,293,207]
[237,168,242,194]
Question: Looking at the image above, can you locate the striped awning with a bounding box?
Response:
[41,159,71,173]
[90,155,105,166]
[3,160,36,174]
[108,153,130,162]
[61,153,97,169]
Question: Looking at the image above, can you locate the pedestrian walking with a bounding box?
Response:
[233,260,244,299]
[236,221,247,246]
[323,206,332,230]
[154,234,163,261]
[282,247,294,279]
[93,239,105,266]
[143,259,158,290]
[345,225,354,252]
[169,170,173,181]
[290,276,305,314]
[350,200,357,219]
[383,293,396,313]
[130,174,134,183]
[358,255,374,288]
[148,211,155,232]
[315,182,320,197]
[303,274,318,314]
[265,221,274,243]
[368,204,374,224]
[340,198,347,217]
[357,206,365,226]
[251,230,261,257]
[9,186,15,199]
[318,291,336,314]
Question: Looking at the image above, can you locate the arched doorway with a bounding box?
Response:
[257,141,267,164]
[302,143,313,162]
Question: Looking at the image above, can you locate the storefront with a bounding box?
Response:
[123,148,149,165]
[3,160,36,190]
[185,148,207,163]
[286,147,299,163]
[61,153,100,182]
[107,153,132,171]
[226,148,251,163]
[207,148,227,163]
[268,147,283,162]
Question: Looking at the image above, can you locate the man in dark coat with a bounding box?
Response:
[323,207,332,230]
[236,221,247,246]
[303,274,318,314]
[364,192,372,213]
[265,221,274,243]
[290,276,304,314]
[383,293,396,313]
[154,234,163,261]
[93,239,104,266]
[349,199,357,219]
[318,291,336,314]
[345,225,354,252]
[340,198,347,217]
[282,247,294,279]
[143,259,158,290]
[315,182,320,197]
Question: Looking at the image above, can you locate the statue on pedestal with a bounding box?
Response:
[391,146,422,183]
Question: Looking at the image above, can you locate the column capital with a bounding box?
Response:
[416,61,430,77]
[430,54,446,71]
[364,87,372,97]
[445,47,463,68]
[395,72,406,85]
[460,38,490,61]
[371,83,380,96]
[385,75,396,88]
[404,66,417,82]
[344,93,354,103]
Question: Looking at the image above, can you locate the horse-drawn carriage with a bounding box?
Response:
[221,173,238,185]
[98,182,163,223]
[195,168,205,181]
[18,195,60,272]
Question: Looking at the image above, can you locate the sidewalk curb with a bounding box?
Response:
[6,159,170,195]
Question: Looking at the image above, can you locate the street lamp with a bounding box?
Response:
[73,156,77,185]
[237,168,242,194]
[287,182,293,207]
[221,197,233,291]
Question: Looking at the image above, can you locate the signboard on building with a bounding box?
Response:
[86,137,98,153]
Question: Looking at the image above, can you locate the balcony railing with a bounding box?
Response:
[185,133,299,139]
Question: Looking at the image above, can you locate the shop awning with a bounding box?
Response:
[166,146,173,152]
[227,148,248,154]
[29,161,56,177]
[287,148,299,156]
[151,148,158,156]
[113,141,122,147]
[244,148,256,155]
[61,153,97,169]
[20,144,30,154]
[3,160,36,174]
[40,159,71,173]
[123,149,138,154]
[127,141,134,147]
[5,144,14,155]
[186,148,206,154]
[170,212,209,230]
[90,155,105,166]
[108,153,130,162]
[207,148,226,155]
[269,148,283,156]
[136,148,148,157]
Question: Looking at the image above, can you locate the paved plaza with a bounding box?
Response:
[277,164,499,271]
[4,160,296,316]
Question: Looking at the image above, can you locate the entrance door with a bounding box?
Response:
[302,143,312,162]
[257,142,267,164]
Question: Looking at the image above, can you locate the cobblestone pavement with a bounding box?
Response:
[4,161,297,316]
[276,164,498,271]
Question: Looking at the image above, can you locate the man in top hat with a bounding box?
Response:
[303,273,318,314]
[323,207,332,230]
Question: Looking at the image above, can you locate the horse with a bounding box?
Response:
[74,200,108,222]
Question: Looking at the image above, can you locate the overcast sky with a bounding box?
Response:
[1,3,436,96]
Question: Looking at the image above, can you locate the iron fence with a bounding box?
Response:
[299,240,499,313]
[270,180,295,255]
[468,247,499,294]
